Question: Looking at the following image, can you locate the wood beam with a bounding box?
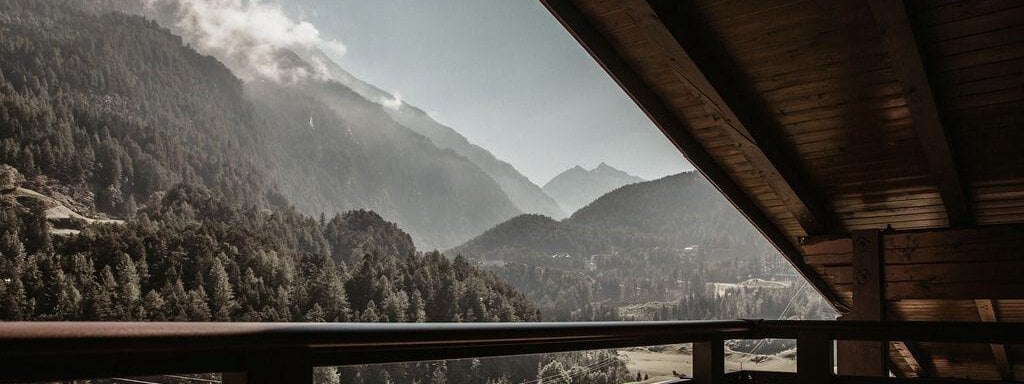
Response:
[693,339,725,384]
[976,299,1015,381]
[637,0,837,237]
[538,0,848,311]
[892,341,935,378]
[797,332,834,384]
[867,0,972,227]
[837,230,887,377]
[804,224,1024,300]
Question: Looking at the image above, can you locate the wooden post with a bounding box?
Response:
[225,350,313,384]
[693,339,724,384]
[221,372,246,384]
[797,332,833,384]
[837,229,887,377]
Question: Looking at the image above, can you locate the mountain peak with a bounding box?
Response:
[542,163,645,216]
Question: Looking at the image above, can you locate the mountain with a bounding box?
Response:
[455,172,766,263]
[245,73,521,250]
[87,0,566,221]
[542,163,644,216]
[119,3,530,250]
[299,48,565,219]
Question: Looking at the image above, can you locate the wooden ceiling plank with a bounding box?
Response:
[538,0,849,311]
[868,0,972,227]
[976,299,1015,381]
[630,0,836,237]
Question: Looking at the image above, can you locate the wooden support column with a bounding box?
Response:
[977,299,1015,381]
[224,350,313,384]
[222,372,247,384]
[693,339,725,384]
[837,229,887,377]
[797,332,833,384]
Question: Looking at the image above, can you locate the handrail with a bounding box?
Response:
[0,320,1022,383]
[757,319,1024,344]
[0,320,753,382]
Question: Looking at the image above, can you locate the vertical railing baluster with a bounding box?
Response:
[693,338,725,384]
[797,332,833,384]
[224,350,313,384]
[221,372,247,384]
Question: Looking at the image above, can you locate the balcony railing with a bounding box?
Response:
[1,320,1022,383]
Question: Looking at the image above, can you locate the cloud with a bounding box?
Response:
[144,0,346,82]
[379,91,403,111]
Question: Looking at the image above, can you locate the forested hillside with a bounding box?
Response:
[0,178,538,323]
[0,0,281,216]
[0,171,557,382]
[455,172,833,322]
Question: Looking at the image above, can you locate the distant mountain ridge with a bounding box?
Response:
[542,163,644,216]
[454,172,771,263]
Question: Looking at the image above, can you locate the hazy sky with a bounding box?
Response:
[281,0,692,184]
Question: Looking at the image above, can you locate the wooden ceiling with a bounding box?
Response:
[541,0,1023,380]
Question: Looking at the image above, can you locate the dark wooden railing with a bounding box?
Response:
[0,320,1021,383]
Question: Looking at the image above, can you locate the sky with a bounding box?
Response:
[281,0,693,184]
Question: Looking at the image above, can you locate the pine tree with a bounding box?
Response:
[208,258,237,321]
[92,266,118,320]
[51,269,81,319]
[360,300,380,322]
[186,288,212,321]
[409,290,427,322]
[0,274,27,320]
[114,253,142,319]
[20,199,51,254]
[143,290,166,320]
[304,303,325,322]
[382,291,408,322]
